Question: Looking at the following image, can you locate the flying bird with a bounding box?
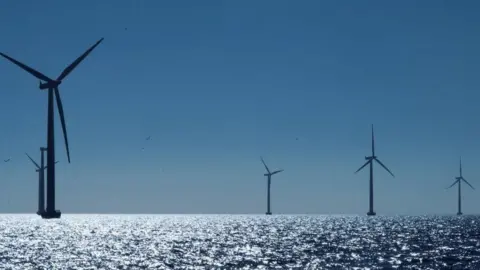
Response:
[4,158,11,162]
[146,136,151,140]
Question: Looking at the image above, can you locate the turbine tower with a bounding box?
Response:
[354,125,395,216]
[0,38,103,219]
[261,157,283,215]
[446,157,475,215]
[25,148,58,216]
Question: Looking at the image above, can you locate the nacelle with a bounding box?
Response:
[39,80,61,90]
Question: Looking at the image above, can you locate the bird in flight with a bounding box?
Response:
[146,136,151,141]
[4,158,11,162]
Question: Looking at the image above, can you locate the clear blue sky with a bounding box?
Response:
[0,1,479,214]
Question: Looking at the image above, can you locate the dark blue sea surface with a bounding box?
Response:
[0,214,478,269]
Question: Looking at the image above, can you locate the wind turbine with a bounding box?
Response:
[261,157,284,215]
[446,157,475,215]
[0,38,104,219]
[25,148,58,216]
[354,125,395,216]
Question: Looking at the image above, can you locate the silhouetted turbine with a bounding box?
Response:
[354,125,394,216]
[261,157,283,215]
[25,148,58,216]
[0,38,104,219]
[446,157,475,215]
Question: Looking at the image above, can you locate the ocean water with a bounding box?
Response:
[0,215,478,269]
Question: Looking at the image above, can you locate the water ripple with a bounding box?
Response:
[0,214,478,269]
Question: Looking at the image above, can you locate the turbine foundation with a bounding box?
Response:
[41,210,61,219]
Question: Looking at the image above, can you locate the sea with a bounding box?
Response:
[0,214,478,269]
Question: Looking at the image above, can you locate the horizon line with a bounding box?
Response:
[0,212,477,216]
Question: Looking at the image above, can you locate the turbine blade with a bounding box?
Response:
[459,157,463,177]
[271,169,284,175]
[446,179,459,189]
[261,157,271,174]
[371,124,375,156]
[25,153,40,169]
[0,53,54,82]
[54,87,71,163]
[43,161,59,170]
[374,158,395,178]
[462,178,475,190]
[57,38,104,81]
[355,160,370,174]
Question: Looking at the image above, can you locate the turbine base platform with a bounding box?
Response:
[457,212,463,216]
[41,210,61,219]
[266,212,272,215]
[367,212,376,216]
[36,210,46,216]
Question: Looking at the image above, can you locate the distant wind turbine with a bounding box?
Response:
[446,157,475,215]
[261,157,283,215]
[354,125,395,216]
[26,148,58,216]
[0,38,104,219]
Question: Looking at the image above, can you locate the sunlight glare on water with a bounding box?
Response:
[0,214,478,269]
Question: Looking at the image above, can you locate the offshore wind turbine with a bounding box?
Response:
[0,38,104,218]
[354,125,395,216]
[25,148,58,216]
[261,157,283,215]
[446,157,475,215]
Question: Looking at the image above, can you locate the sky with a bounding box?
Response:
[0,1,479,215]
